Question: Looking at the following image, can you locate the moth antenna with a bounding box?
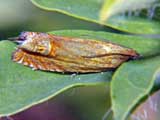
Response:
[8,37,24,44]
[8,37,19,41]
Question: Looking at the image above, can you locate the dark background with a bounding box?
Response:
[0,0,110,40]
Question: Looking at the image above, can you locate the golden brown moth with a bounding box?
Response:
[11,32,139,73]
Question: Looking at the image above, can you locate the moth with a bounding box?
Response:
[11,32,139,73]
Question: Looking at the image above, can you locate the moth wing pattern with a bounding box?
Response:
[52,36,138,58]
[12,49,63,72]
[12,48,130,73]
[11,32,139,73]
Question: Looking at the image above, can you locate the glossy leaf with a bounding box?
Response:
[111,56,160,120]
[31,0,160,34]
[0,30,159,117]
[99,0,156,21]
[0,40,111,117]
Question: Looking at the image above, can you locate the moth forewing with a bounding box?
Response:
[11,32,139,73]
[50,36,138,58]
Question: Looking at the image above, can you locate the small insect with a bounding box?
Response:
[11,32,139,73]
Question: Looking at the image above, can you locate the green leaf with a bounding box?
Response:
[0,40,111,117]
[111,56,160,120]
[31,0,160,34]
[99,0,156,21]
[0,30,159,117]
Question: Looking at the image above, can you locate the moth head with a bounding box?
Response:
[16,32,52,55]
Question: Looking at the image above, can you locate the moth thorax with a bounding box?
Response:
[19,39,52,56]
[35,40,52,55]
